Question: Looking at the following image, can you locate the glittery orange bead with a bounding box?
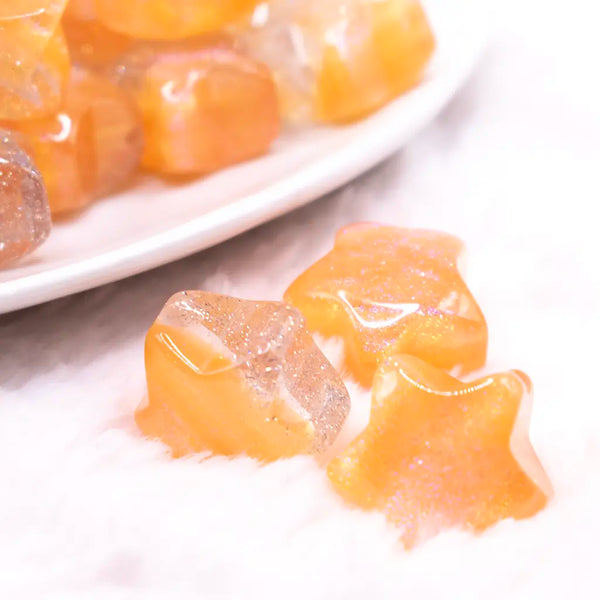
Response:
[6,68,143,215]
[327,354,552,548]
[115,40,279,176]
[0,2,67,104]
[96,0,259,40]
[63,0,96,21]
[284,224,488,387]
[0,24,70,121]
[138,291,350,461]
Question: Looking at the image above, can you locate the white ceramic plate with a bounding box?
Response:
[0,0,487,314]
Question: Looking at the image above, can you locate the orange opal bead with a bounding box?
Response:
[115,40,279,176]
[96,0,259,40]
[63,0,96,21]
[0,24,70,121]
[327,354,552,548]
[238,0,435,123]
[6,68,143,215]
[284,224,488,387]
[138,291,350,461]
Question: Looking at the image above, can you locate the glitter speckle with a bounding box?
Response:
[137,291,351,461]
[327,354,552,548]
[235,0,434,123]
[285,223,488,387]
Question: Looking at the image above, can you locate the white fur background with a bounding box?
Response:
[2,0,600,597]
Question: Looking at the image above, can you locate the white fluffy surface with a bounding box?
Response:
[2,1,600,597]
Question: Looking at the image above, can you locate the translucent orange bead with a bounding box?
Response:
[63,0,95,21]
[0,1,67,92]
[317,0,436,122]
[0,24,70,120]
[138,291,350,461]
[63,6,133,71]
[115,40,279,176]
[238,0,435,123]
[5,68,143,215]
[328,354,552,548]
[284,224,488,388]
[96,0,259,40]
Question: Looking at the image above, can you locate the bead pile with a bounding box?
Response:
[138,224,552,548]
[0,0,435,267]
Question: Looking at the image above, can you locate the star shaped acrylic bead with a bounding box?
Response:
[327,354,552,548]
[284,224,488,387]
[137,291,351,462]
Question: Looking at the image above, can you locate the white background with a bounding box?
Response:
[1,0,599,597]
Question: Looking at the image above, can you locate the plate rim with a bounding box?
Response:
[0,0,489,315]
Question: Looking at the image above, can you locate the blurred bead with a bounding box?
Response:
[114,38,279,176]
[5,68,143,215]
[238,0,435,123]
[328,355,552,548]
[0,1,67,89]
[63,0,96,21]
[63,9,133,71]
[0,130,51,267]
[0,25,70,120]
[96,0,259,40]
[138,291,351,461]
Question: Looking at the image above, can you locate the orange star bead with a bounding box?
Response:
[114,39,280,176]
[5,67,143,215]
[284,224,488,387]
[96,0,259,40]
[327,354,552,548]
